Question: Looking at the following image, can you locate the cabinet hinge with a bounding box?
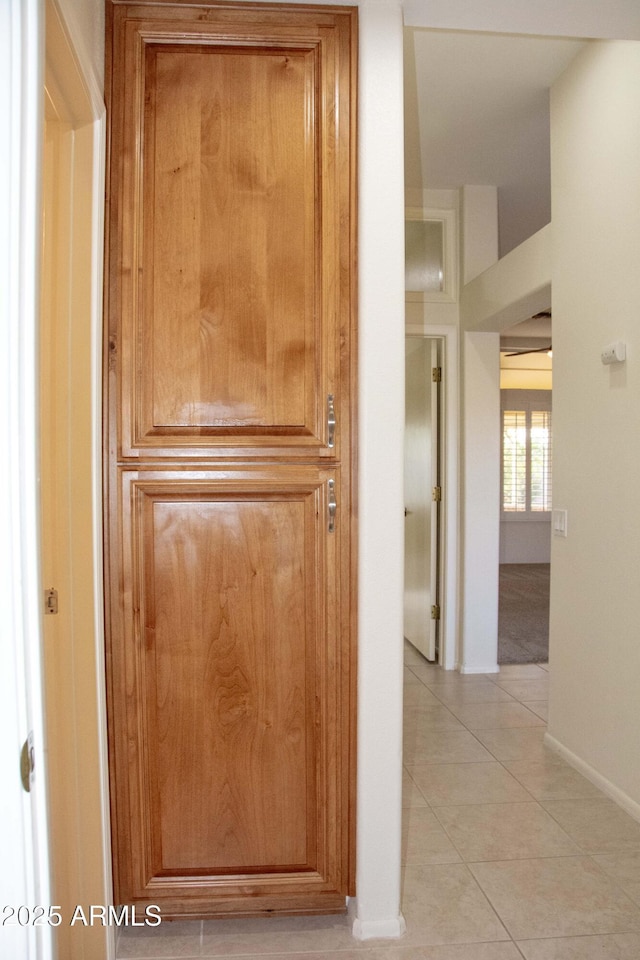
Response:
[432,486,442,502]
[432,366,442,383]
[431,604,441,620]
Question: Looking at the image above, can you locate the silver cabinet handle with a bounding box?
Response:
[328,479,336,533]
[327,394,336,448]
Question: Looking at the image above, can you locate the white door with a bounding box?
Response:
[404,337,441,661]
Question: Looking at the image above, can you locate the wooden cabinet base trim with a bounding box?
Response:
[124,894,347,922]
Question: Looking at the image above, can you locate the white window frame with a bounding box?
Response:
[501,388,552,521]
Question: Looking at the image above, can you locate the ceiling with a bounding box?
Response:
[500,314,553,352]
[404,29,586,259]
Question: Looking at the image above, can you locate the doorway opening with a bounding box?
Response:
[498,314,553,665]
[404,335,444,664]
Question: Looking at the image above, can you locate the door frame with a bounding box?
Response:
[40,0,113,955]
[405,323,459,671]
[0,2,52,956]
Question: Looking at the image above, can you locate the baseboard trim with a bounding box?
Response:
[544,732,640,824]
[348,900,406,941]
[459,662,499,675]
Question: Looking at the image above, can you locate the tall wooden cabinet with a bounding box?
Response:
[104,1,357,918]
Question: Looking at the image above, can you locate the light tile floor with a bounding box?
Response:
[117,644,640,959]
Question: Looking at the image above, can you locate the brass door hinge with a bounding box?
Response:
[432,486,442,502]
[20,732,35,793]
[431,604,441,620]
[432,366,442,383]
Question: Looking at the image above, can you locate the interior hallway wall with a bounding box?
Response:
[548,40,640,814]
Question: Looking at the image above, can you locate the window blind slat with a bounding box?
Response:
[501,406,552,513]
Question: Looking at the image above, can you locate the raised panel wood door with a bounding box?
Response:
[104,2,356,919]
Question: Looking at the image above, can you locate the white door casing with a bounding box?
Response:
[0,0,52,957]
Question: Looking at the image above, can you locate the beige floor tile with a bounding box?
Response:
[405,666,425,685]
[445,701,545,730]
[523,701,548,721]
[492,665,548,680]
[403,729,494,766]
[503,757,603,800]
[409,762,533,806]
[403,769,429,807]
[517,932,640,959]
[365,946,523,960]
[402,806,462,865]
[592,849,640,905]
[474,727,549,762]
[403,703,465,732]
[470,857,640,940]
[400,864,509,945]
[494,680,549,702]
[191,955,366,960]
[408,661,454,684]
[418,669,500,686]
[428,682,515,705]
[621,883,640,906]
[117,920,202,958]
[220,947,524,960]
[434,802,580,861]
[541,799,640,854]
[404,641,427,665]
[403,684,444,708]
[200,915,358,956]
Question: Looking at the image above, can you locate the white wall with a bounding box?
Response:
[461,224,552,333]
[404,0,640,39]
[460,332,501,674]
[547,40,640,816]
[500,521,551,564]
[355,0,406,937]
[462,186,498,285]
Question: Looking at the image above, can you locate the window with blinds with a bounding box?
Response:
[502,398,552,514]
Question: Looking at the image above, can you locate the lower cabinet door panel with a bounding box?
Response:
[107,467,353,916]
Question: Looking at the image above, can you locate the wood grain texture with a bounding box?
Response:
[147,495,311,872]
[113,468,341,905]
[108,4,355,457]
[146,46,314,432]
[104,0,357,918]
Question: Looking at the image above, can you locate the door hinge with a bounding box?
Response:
[20,732,35,793]
[432,486,442,502]
[44,587,59,615]
[432,366,442,383]
[431,604,441,620]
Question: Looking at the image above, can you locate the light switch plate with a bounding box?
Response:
[552,508,568,537]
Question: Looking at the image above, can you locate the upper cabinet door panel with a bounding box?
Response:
[109,6,355,458]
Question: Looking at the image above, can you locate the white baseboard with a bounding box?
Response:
[544,732,640,824]
[348,900,406,941]
[459,661,500,675]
